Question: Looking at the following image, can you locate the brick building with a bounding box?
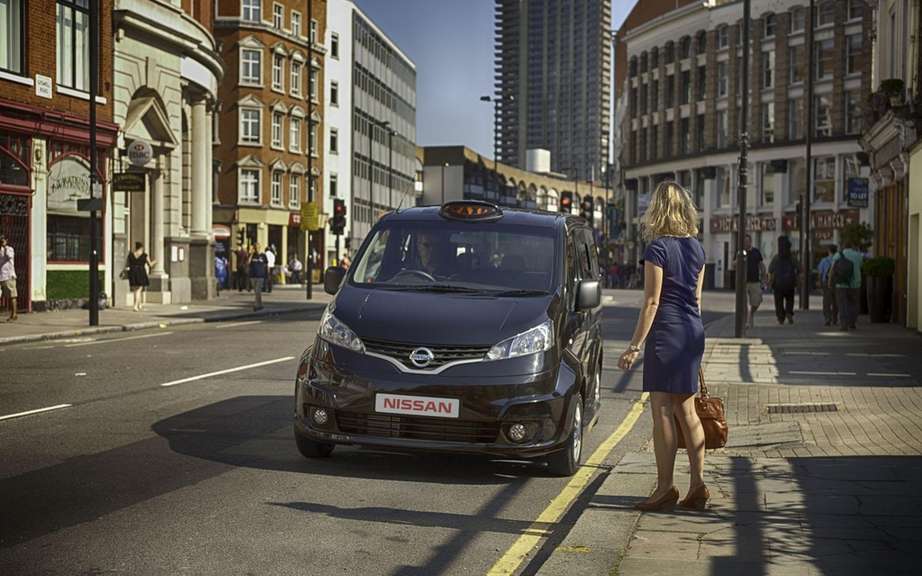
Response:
[213,0,326,282]
[0,0,118,312]
[617,0,874,287]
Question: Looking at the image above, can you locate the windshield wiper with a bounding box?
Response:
[489,289,550,297]
[379,284,481,293]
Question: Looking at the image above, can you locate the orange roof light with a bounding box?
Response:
[440,201,503,222]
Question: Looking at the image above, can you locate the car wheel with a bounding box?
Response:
[294,426,335,458]
[546,392,583,477]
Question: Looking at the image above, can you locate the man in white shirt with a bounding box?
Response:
[0,235,17,321]
[265,245,276,293]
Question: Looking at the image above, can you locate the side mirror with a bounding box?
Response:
[323,266,346,295]
[576,279,601,310]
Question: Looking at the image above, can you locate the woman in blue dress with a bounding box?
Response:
[618,181,709,511]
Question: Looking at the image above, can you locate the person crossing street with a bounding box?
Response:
[832,239,863,331]
[818,245,839,327]
[743,234,765,329]
[0,234,18,321]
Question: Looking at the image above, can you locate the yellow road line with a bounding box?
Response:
[486,392,650,576]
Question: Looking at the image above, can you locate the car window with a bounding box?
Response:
[580,228,600,278]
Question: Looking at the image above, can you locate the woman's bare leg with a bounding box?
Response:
[673,393,706,492]
[649,391,678,497]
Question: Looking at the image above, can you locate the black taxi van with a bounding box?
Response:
[294,201,603,475]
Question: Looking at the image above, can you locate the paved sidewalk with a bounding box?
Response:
[0,284,331,345]
[539,308,922,576]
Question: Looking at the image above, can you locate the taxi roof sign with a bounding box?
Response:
[440,201,503,222]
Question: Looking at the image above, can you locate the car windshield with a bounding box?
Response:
[350,220,558,293]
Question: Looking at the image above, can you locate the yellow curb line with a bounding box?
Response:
[486,391,651,576]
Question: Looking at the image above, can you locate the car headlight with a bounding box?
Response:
[487,319,554,361]
[319,306,365,353]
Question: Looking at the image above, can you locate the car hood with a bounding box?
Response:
[332,286,556,346]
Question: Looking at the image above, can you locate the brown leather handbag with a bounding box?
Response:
[677,367,728,450]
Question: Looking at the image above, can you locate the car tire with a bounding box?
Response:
[294,426,335,458]
[546,392,583,477]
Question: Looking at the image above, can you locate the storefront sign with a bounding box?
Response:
[782,209,860,232]
[112,171,146,192]
[35,74,53,99]
[300,202,320,232]
[847,177,869,208]
[127,140,153,167]
[709,214,777,234]
[48,157,91,213]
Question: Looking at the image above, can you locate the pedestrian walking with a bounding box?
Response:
[289,253,303,284]
[618,181,709,512]
[235,246,250,292]
[249,243,268,311]
[768,236,798,325]
[215,252,228,296]
[817,245,839,326]
[265,245,276,293]
[0,234,18,321]
[743,234,766,329]
[832,239,863,331]
[126,242,154,312]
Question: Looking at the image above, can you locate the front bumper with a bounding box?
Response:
[293,341,581,458]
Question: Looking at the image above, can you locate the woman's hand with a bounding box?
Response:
[618,347,641,370]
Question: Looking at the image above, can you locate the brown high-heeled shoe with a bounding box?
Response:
[634,487,679,511]
[678,484,710,510]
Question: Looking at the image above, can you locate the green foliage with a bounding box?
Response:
[840,222,873,251]
[46,270,105,300]
[862,256,896,278]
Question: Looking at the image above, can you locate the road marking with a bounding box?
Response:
[65,331,174,348]
[868,373,912,378]
[221,320,263,329]
[848,353,905,358]
[784,352,830,356]
[160,356,295,387]
[0,404,73,422]
[486,391,650,576]
[789,370,857,376]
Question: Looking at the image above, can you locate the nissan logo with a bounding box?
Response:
[409,347,435,368]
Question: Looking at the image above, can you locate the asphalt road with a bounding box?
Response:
[0,292,729,576]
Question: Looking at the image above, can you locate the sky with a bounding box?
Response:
[355,0,638,158]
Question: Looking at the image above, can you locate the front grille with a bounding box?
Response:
[364,338,490,370]
[336,411,500,444]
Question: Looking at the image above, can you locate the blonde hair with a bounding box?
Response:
[641,181,700,241]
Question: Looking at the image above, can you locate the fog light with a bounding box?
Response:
[311,407,329,426]
[508,423,528,443]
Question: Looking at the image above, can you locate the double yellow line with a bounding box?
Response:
[486,391,650,575]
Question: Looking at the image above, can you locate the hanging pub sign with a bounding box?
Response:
[783,209,860,232]
[847,177,869,208]
[48,157,91,213]
[709,214,777,234]
[127,140,153,167]
[112,171,146,192]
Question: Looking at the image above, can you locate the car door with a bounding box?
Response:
[576,227,603,416]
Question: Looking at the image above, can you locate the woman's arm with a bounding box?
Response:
[696,265,705,315]
[618,261,664,370]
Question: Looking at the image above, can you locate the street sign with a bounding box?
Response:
[113,171,146,192]
[300,202,321,231]
[847,177,869,208]
[127,140,153,167]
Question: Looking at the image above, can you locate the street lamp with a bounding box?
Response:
[734,0,751,338]
[441,162,449,204]
[480,94,514,199]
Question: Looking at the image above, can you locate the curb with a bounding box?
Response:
[0,302,326,346]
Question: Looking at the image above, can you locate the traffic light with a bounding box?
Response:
[331,198,347,235]
[560,191,573,214]
[236,227,245,248]
[580,196,594,222]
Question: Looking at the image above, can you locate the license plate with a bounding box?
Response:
[375,393,460,419]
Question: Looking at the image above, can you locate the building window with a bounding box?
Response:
[640,82,648,114]
[845,91,861,135]
[310,18,318,43]
[716,110,728,148]
[56,0,91,90]
[331,80,339,106]
[790,7,805,32]
[330,127,338,154]
[650,47,659,68]
[272,54,283,91]
[680,117,690,154]
[762,50,774,89]
[814,94,832,137]
[290,61,302,96]
[309,68,317,100]
[846,34,863,75]
[679,36,691,60]
[697,66,706,101]
[761,101,775,143]
[717,62,728,97]
[813,157,835,203]
[241,0,261,23]
[664,121,674,156]
[291,10,301,36]
[680,70,690,104]
[272,3,283,29]
[788,46,802,84]
[629,57,638,78]
[814,39,834,80]
[665,76,674,107]
[240,169,260,204]
[0,0,24,74]
[331,32,340,59]
[241,48,262,85]
[665,41,675,63]
[789,158,805,205]
[289,173,301,207]
[240,108,261,144]
[630,87,638,117]
[848,0,864,21]
[764,13,776,38]
[329,173,338,198]
[761,164,775,206]
[696,114,705,151]
[271,170,283,206]
[788,98,803,140]
[271,111,283,148]
[289,116,302,152]
[640,52,648,74]
[650,127,658,160]
[717,25,729,49]
[651,79,659,110]
[816,1,836,27]
[717,166,731,208]
[696,30,707,54]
